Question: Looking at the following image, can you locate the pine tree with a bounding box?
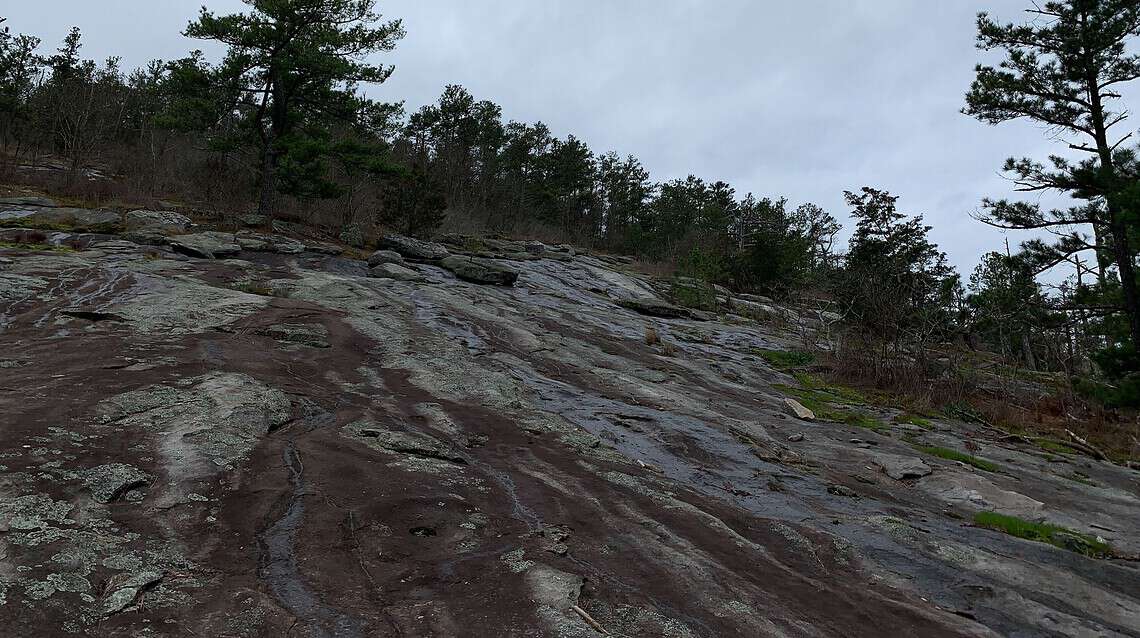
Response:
[185,0,404,216]
[840,187,958,356]
[964,0,1140,354]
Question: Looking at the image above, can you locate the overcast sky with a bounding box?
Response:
[4,0,1119,277]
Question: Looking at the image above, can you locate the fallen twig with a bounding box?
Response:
[572,605,610,635]
[1065,429,1108,461]
[1000,431,1108,463]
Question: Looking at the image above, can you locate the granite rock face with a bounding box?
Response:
[0,218,1138,637]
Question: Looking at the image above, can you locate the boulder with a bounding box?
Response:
[169,231,241,259]
[377,234,450,262]
[440,255,519,286]
[784,398,815,421]
[0,207,121,232]
[369,262,427,282]
[367,249,404,266]
[123,210,192,235]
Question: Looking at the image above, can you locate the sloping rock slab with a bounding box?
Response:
[440,255,519,286]
[918,472,1044,516]
[618,297,693,319]
[0,207,121,232]
[377,234,450,262]
[169,232,241,259]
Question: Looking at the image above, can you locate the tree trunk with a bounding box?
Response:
[1109,216,1140,351]
[1021,332,1037,371]
[257,135,277,218]
[1088,67,1140,353]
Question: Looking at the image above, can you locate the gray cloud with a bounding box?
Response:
[5,0,1122,278]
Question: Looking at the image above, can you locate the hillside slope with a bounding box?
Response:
[1,201,1139,637]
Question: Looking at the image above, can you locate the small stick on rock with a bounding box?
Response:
[572,605,610,635]
[1065,429,1108,461]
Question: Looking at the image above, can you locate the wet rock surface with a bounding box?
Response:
[1,225,1139,637]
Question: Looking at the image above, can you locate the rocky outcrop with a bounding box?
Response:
[169,231,242,259]
[369,262,427,282]
[123,210,192,235]
[377,233,450,262]
[439,255,519,286]
[0,206,121,232]
[234,231,305,254]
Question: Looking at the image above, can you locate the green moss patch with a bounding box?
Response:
[669,281,720,312]
[773,380,887,432]
[893,413,932,428]
[756,349,815,371]
[973,511,1112,558]
[1037,439,1078,455]
[916,446,999,472]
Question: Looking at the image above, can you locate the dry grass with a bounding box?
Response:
[821,339,1139,462]
[644,326,660,346]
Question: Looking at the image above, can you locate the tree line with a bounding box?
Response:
[3,0,1140,406]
